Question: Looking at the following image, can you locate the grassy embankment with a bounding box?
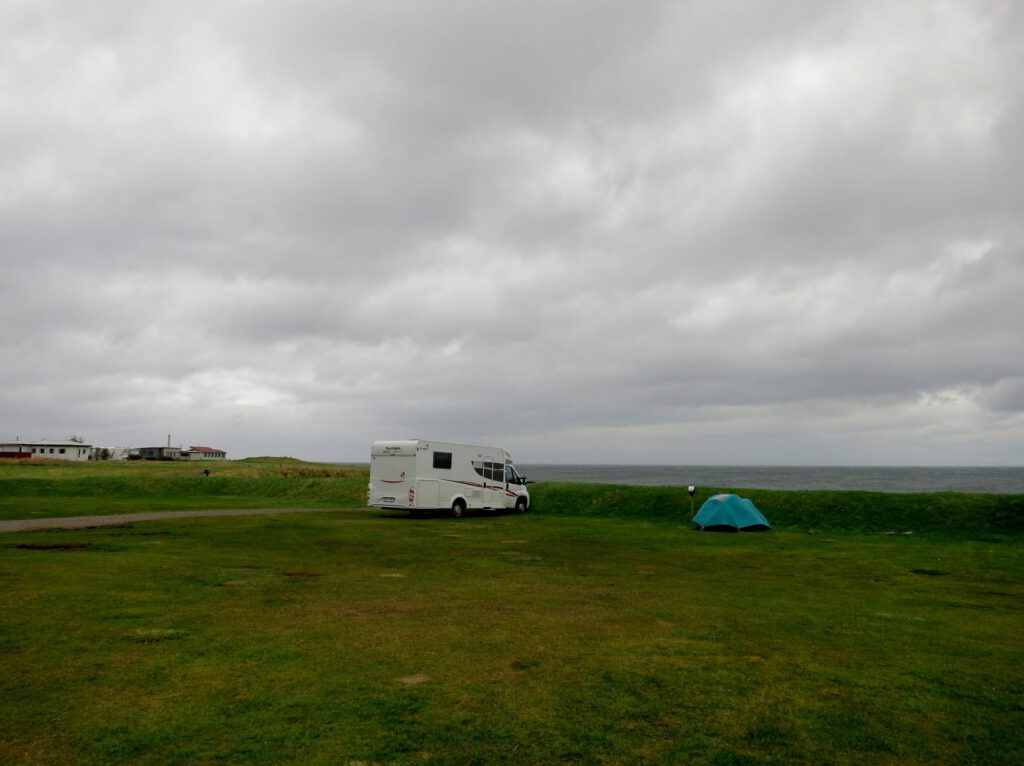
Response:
[1,459,1022,764]
[529,482,1024,539]
[0,457,367,521]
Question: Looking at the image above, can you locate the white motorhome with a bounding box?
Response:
[368,440,530,517]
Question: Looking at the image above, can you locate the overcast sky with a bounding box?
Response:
[1,1,1021,465]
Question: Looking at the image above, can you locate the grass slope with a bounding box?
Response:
[0,458,368,520]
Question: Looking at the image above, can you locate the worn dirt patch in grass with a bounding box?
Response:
[398,673,430,685]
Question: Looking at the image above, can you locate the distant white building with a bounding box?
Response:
[0,439,92,462]
[138,446,182,460]
[184,445,227,460]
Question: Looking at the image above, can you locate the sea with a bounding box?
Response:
[513,465,1024,494]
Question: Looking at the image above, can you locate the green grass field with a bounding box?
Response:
[0,457,367,521]
[1,459,1022,764]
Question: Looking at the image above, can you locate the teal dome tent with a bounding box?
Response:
[693,494,770,532]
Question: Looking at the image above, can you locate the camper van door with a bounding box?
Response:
[477,453,497,508]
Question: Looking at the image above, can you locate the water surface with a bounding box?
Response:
[516,464,1024,494]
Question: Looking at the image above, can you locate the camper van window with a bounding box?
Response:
[472,460,501,481]
[505,466,520,484]
[433,451,452,470]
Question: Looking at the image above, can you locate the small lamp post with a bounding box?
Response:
[688,485,696,519]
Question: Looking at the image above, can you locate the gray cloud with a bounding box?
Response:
[1,1,1021,464]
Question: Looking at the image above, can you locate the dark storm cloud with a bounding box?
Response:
[1,1,1021,463]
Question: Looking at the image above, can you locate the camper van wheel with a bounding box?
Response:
[515,497,528,514]
[451,500,466,518]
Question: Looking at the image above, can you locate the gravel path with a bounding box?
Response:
[0,508,346,534]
